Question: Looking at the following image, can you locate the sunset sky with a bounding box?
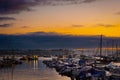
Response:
[0,0,120,37]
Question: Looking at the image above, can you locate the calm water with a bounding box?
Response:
[0,58,70,80]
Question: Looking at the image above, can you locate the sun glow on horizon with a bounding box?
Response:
[0,0,120,37]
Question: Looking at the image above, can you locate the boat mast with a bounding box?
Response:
[112,40,114,55]
[116,41,118,57]
[100,35,102,57]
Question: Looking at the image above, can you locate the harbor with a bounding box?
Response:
[0,46,120,80]
[0,0,120,80]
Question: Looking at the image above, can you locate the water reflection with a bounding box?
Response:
[0,58,70,80]
[33,60,38,70]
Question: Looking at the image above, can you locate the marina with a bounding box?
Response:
[0,45,120,80]
[0,56,120,80]
[0,0,120,80]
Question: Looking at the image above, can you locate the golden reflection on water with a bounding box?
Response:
[0,60,70,80]
[33,60,38,70]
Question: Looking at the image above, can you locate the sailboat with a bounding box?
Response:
[93,35,112,69]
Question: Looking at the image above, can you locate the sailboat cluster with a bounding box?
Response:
[43,54,120,80]
[43,35,120,80]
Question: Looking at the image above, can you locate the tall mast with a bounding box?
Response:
[112,40,114,55]
[100,35,102,57]
[116,41,118,57]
